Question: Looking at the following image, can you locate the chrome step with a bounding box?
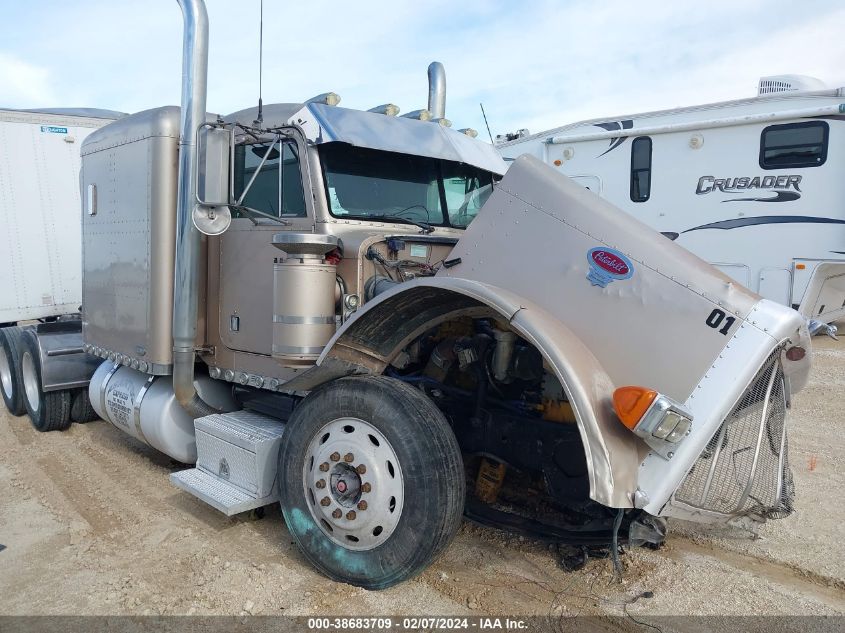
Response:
[170,409,286,516]
[170,467,277,516]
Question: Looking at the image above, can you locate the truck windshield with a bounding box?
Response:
[320,143,494,229]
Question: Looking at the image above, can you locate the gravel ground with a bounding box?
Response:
[0,332,843,621]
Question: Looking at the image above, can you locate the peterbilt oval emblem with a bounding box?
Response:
[586,247,634,288]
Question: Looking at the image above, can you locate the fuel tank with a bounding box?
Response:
[89,361,237,463]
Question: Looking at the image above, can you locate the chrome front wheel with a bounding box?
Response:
[303,417,404,551]
[279,376,465,589]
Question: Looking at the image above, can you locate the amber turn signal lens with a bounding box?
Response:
[613,386,658,430]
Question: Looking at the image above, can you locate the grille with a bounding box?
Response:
[674,349,794,520]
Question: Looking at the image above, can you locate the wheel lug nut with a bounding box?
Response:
[357,500,368,511]
[315,479,326,489]
[344,453,354,463]
[319,462,329,472]
[346,511,357,521]
[332,509,342,519]
[330,452,340,462]
[361,482,371,493]
[320,496,331,507]
[356,464,367,475]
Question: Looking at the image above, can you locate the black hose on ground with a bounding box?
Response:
[611,508,624,582]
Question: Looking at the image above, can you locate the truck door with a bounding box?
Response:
[218,134,313,355]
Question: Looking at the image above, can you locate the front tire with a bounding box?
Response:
[20,331,72,432]
[278,376,465,589]
[0,327,26,416]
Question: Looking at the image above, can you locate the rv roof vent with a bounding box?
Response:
[495,129,529,143]
[757,75,826,96]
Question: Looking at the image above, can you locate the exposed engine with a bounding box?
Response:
[386,317,632,542]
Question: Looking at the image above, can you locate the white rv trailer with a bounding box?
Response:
[0,108,122,419]
[497,75,845,325]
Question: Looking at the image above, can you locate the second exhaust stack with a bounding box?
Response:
[427,62,446,120]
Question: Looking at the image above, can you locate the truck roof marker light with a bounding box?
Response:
[368,104,400,116]
[401,109,432,121]
[306,92,341,106]
[613,386,657,430]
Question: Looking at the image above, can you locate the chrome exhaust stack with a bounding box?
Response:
[427,62,446,121]
[173,0,215,417]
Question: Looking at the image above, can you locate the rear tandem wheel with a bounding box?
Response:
[0,327,27,416]
[19,330,72,432]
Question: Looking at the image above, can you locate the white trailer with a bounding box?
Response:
[497,75,845,327]
[0,108,121,424]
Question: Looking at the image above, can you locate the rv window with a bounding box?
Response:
[630,136,652,202]
[232,141,306,218]
[760,121,828,169]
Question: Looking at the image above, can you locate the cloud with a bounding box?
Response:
[1,0,842,138]
[0,53,57,107]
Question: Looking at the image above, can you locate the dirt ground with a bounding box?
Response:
[1,333,843,622]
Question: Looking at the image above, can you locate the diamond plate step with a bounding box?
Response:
[170,468,278,516]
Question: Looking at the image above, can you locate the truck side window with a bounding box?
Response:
[233,141,306,218]
[630,136,652,202]
[760,121,828,169]
[440,163,494,228]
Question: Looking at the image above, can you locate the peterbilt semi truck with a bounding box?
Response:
[7,0,811,589]
[0,107,121,429]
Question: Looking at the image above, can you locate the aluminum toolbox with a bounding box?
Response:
[170,410,285,515]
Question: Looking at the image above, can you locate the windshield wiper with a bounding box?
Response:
[343,214,435,234]
[382,215,435,234]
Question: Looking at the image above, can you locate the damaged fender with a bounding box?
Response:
[282,276,642,509]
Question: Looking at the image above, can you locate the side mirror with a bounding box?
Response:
[196,124,232,207]
[194,124,233,235]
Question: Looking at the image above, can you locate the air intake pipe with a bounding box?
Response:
[173,0,216,418]
[427,62,446,120]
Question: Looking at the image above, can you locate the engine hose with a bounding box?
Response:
[384,369,530,415]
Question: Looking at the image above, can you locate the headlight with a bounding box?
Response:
[613,386,693,459]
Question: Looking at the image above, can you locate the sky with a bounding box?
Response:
[2,0,844,139]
